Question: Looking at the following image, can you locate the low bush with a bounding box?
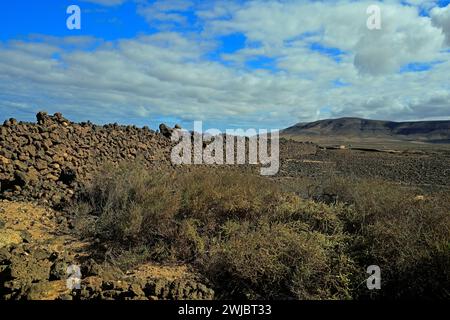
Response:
[296,176,450,299]
[205,220,353,299]
[72,161,450,299]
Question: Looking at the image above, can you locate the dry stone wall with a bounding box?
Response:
[0,112,174,206]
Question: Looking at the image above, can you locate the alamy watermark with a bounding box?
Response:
[170,121,280,176]
[367,4,381,30]
[67,5,81,30]
[366,265,381,290]
[66,264,82,290]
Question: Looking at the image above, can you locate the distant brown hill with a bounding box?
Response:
[282,117,450,142]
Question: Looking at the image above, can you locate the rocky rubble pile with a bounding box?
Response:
[0,200,214,300]
[0,243,214,300]
[0,112,175,206]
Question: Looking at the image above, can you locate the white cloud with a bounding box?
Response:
[136,0,195,29]
[205,1,445,75]
[1,0,450,129]
[80,0,127,6]
[431,5,450,46]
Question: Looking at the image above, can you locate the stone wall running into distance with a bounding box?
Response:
[0,112,174,207]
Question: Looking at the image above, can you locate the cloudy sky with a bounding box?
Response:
[1,0,450,130]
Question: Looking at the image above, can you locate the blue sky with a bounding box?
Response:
[1,1,151,41]
[1,0,450,131]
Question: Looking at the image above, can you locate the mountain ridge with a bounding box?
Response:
[282,117,450,141]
